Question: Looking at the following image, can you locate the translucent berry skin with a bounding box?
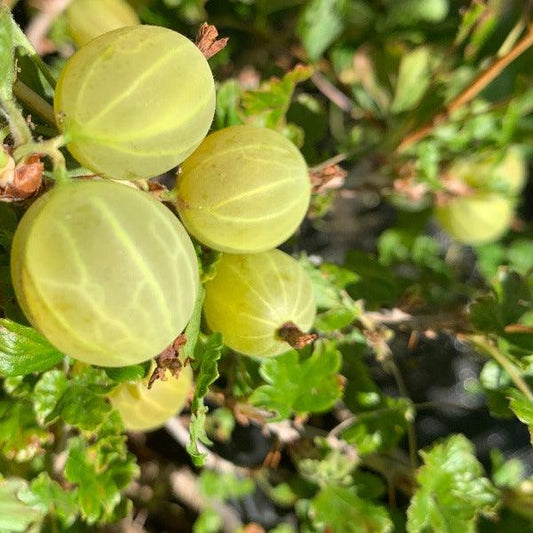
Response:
[448,147,527,195]
[66,0,140,48]
[435,193,514,246]
[11,180,199,367]
[109,365,193,431]
[175,125,311,253]
[54,25,216,181]
[203,250,316,357]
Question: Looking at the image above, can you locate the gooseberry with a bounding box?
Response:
[54,25,216,180]
[109,365,193,431]
[447,146,527,195]
[203,250,316,357]
[11,180,199,367]
[65,0,140,48]
[175,125,311,253]
[435,192,515,246]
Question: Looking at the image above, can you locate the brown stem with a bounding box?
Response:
[277,321,318,350]
[396,25,533,154]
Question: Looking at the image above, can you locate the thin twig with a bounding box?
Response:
[497,0,533,57]
[165,416,245,474]
[397,25,533,153]
[169,467,242,533]
[25,0,73,55]
[310,152,349,172]
[414,401,479,412]
[311,71,354,113]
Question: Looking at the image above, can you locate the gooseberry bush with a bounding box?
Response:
[0,1,532,532]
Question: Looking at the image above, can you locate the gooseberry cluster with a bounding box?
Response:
[10,24,316,429]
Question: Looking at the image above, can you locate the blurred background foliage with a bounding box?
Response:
[1,0,533,532]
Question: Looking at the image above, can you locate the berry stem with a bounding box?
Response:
[13,134,68,182]
[277,321,317,350]
[13,80,57,128]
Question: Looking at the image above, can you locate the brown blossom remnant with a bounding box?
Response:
[393,176,430,203]
[434,173,475,207]
[196,23,229,60]
[0,154,43,201]
[277,321,318,350]
[148,334,188,389]
[309,164,347,194]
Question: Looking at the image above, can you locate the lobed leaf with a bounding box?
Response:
[249,340,343,420]
[39,366,113,431]
[0,398,52,461]
[407,434,500,533]
[64,435,138,525]
[0,477,45,533]
[469,269,533,354]
[310,485,393,533]
[341,397,413,455]
[19,473,79,528]
[186,332,224,466]
[242,64,312,135]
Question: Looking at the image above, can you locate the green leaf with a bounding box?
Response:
[314,306,359,333]
[479,361,514,418]
[299,446,358,487]
[198,470,254,501]
[469,269,533,353]
[215,80,244,130]
[341,398,413,455]
[0,319,65,377]
[0,478,45,532]
[186,333,224,466]
[297,0,345,61]
[19,473,78,528]
[64,435,138,525]
[311,485,393,533]
[391,47,431,114]
[48,367,113,431]
[249,340,343,420]
[193,508,222,533]
[407,434,500,533]
[103,362,150,384]
[32,369,68,424]
[0,398,52,461]
[507,389,533,445]
[300,257,359,310]
[490,449,524,489]
[242,65,312,133]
